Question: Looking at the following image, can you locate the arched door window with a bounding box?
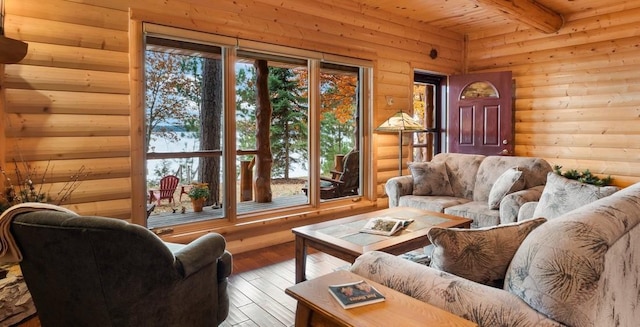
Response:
[460,81,499,99]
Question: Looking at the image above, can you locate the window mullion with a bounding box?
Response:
[308,60,322,205]
[224,47,238,221]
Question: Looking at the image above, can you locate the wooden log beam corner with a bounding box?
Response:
[475,0,564,33]
[0,36,28,64]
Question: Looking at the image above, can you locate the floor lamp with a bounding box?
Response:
[376,111,425,176]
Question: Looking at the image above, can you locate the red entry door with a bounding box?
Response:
[448,71,513,156]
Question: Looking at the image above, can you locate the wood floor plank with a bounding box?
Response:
[236,303,286,327]
[231,275,295,326]
[247,276,297,308]
[220,302,251,327]
[227,275,253,307]
[226,320,259,327]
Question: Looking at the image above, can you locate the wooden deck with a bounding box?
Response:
[147,195,309,229]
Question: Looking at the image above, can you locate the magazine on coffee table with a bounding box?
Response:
[360,217,414,236]
[328,280,385,309]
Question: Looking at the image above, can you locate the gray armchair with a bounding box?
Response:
[10,210,232,327]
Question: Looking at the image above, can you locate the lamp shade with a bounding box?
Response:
[376,111,424,132]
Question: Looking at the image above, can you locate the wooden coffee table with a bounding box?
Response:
[292,207,472,283]
[285,269,477,326]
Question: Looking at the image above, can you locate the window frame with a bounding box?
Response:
[134,23,375,231]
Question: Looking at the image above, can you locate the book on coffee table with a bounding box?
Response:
[360,217,414,236]
[328,280,385,309]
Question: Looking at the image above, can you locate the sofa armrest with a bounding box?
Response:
[350,251,562,326]
[498,185,546,224]
[517,201,539,222]
[384,175,414,207]
[173,233,227,278]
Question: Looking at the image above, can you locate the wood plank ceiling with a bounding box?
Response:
[346,0,618,34]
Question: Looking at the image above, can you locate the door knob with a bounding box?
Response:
[502,139,508,145]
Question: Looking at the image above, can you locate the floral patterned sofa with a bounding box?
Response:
[385,153,552,227]
[352,181,640,327]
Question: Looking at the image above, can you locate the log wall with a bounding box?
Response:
[466,1,640,187]
[2,0,132,218]
[1,0,463,220]
[5,0,637,233]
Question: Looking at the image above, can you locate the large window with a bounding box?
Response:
[143,26,370,228]
[145,37,224,227]
[234,51,309,213]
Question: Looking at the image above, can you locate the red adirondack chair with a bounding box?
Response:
[148,175,180,205]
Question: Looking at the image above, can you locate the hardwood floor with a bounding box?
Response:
[17,241,348,327]
[222,241,349,327]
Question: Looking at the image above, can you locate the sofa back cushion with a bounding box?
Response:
[532,172,619,220]
[473,156,552,202]
[504,183,640,326]
[431,153,485,199]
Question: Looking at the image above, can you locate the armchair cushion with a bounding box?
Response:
[488,168,525,209]
[409,161,453,196]
[533,172,619,220]
[427,217,547,287]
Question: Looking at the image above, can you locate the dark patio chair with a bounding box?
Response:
[303,149,359,199]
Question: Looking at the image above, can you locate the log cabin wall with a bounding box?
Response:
[1,0,463,221]
[465,1,640,187]
[2,0,132,218]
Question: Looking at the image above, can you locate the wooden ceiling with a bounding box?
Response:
[348,0,619,34]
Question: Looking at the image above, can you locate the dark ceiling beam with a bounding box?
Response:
[475,0,564,33]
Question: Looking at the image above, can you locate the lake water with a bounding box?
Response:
[147,134,308,185]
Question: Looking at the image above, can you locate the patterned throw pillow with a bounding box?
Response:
[532,172,619,220]
[409,161,454,196]
[427,217,547,287]
[488,168,526,209]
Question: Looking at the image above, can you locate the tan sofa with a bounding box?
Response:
[385,153,552,228]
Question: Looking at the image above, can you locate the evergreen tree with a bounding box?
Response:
[235,65,257,160]
[269,67,308,178]
[235,65,308,178]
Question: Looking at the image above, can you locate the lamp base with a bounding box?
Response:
[398,130,403,176]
